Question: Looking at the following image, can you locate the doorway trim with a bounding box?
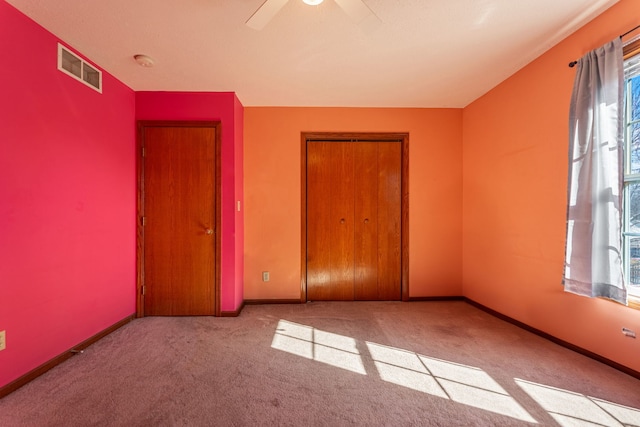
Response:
[136,120,222,317]
[300,132,410,302]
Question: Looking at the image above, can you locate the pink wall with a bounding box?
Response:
[243,107,462,300]
[135,92,244,312]
[0,2,136,387]
[463,0,640,372]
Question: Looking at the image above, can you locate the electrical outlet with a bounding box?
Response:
[0,330,6,351]
[262,271,270,282]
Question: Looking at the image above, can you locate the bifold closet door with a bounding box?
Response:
[307,141,356,300]
[354,142,401,300]
[307,141,401,301]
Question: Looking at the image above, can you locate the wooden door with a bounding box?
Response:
[307,142,356,300]
[140,123,218,316]
[354,142,402,300]
[307,141,401,301]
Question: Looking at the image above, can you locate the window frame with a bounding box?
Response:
[622,39,640,308]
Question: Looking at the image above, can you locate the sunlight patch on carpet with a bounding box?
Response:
[367,343,448,398]
[516,379,640,426]
[271,320,366,375]
[270,320,640,425]
[367,342,537,423]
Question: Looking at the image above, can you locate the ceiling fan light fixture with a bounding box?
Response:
[303,0,324,5]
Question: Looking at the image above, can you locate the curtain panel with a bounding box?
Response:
[564,38,627,304]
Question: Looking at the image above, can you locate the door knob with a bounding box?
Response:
[364,218,369,224]
[340,218,345,224]
[205,229,214,235]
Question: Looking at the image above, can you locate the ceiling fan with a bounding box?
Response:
[246,0,380,31]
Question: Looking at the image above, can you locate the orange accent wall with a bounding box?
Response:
[463,0,640,372]
[244,107,462,300]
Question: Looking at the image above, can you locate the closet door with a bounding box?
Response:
[307,140,401,301]
[372,142,402,300]
[354,142,401,300]
[354,142,378,299]
[307,141,355,300]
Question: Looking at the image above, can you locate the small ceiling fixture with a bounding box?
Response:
[247,0,377,31]
[133,54,154,67]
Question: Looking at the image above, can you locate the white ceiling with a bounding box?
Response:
[7,0,619,107]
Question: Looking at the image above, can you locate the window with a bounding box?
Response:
[622,39,640,301]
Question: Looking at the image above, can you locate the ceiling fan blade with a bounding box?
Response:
[246,0,290,30]
[334,0,379,25]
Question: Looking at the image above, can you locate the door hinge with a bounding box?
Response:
[141,286,146,295]
[141,216,146,226]
[142,147,146,157]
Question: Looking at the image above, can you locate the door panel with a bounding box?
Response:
[354,143,379,300]
[143,126,216,316]
[375,142,402,300]
[307,142,355,300]
[329,142,355,300]
[307,142,332,300]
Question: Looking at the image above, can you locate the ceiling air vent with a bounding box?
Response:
[57,43,102,93]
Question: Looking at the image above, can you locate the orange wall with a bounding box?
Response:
[244,108,462,300]
[463,0,640,372]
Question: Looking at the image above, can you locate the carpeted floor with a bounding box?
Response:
[1,301,639,426]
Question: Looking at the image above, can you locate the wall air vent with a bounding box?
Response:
[57,43,102,93]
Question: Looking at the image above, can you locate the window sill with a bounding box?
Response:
[629,296,640,310]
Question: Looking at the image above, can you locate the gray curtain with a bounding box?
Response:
[564,38,627,304]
